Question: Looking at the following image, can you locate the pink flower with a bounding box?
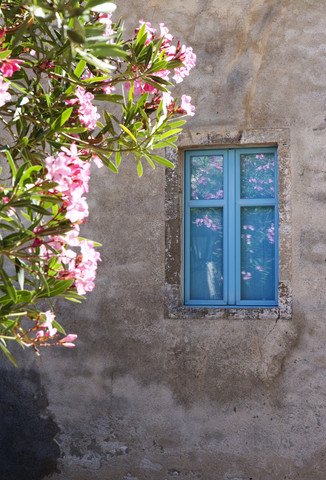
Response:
[162,91,173,109]
[2,196,15,216]
[59,334,78,347]
[102,81,115,95]
[67,240,101,295]
[37,311,57,337]
[159,23,174,44]
[92,154,104,168]
[180,95,195,116]
[173,45,196,83]
[0,76,11,107]
[0,58,24,78]
[98,13,114,39]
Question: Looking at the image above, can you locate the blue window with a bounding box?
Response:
[184,147,278,307]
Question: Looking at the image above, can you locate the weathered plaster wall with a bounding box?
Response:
[7,1,326,479]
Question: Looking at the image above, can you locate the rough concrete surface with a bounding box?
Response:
[6,0,326,479]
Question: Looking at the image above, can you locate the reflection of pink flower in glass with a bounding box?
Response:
[256,266,264,272]
[198,176,207,185]
[241,271,252,280]
[246,234,251,245]
[267,223,275,244]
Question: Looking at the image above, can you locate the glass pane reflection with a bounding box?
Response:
[240,206,275,301]
[240,153,275,199]
[191,155,223,200]
[190,208,223,300]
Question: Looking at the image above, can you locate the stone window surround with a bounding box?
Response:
[164,128,292,320]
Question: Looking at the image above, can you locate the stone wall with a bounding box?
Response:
[6,1,326,479]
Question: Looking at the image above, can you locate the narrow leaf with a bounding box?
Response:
[119,124,137,143]
[149,154,175,169]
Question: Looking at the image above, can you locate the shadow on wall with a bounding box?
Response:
[0,368,60,480]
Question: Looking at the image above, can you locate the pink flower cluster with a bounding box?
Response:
[36,311,77,347]
[67,239,101,295]
[75,86,100,131]
[126,21,196,116]
[45,143,90,223]
[42,144,101,295]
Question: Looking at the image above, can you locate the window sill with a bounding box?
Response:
[165,281,292,320]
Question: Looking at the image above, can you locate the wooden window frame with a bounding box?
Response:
[184,147,278,307]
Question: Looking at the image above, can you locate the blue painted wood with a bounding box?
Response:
[184,147,278,307]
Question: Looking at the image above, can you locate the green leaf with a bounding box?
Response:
[0,266,17,303]
[152,136,178,149]
[87,44,129,60]
[37,279,74,298]
[4,150,17,181]
[120,124,138,143]
[17,166,42,189]
[74,60,87,78]
[60,107,73,127]
[67,29,85,45]
[159,128,183,140]
[0,223,15,232]
[167,120,187,129]
[144,154,155,169]
[95,152,118,173]
[28,204,52,216]
[0,50,11,61]
[52,319,66,335]
[137,159,143,177]
[115,151,121,167]
[11,16,31,50]
[148,154,175,169]
[93,94,123,103]
[85,0,117,13]
[15,259,25,290]
[0,343,18,367]
[63,127,88,134]
[142,76,168,93]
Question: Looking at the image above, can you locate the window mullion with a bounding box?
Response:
[227,149,236,305]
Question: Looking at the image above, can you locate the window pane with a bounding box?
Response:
[240,153,275,199]
[190,208,223,300]
[190,155,223,200]
[240,207,276,301]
